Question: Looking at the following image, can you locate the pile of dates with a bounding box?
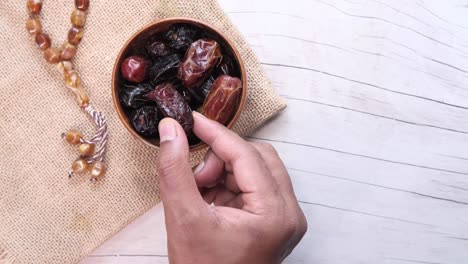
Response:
[119,24,242,145]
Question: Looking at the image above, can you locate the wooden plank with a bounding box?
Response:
[226,0,468,133]
[253,99,468,173]
[82,0,468,263]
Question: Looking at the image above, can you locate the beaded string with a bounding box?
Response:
[25,0,108,181]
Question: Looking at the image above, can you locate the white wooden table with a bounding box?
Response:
[82,0,468,263]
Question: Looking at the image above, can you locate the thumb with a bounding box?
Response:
[157,118,206,220]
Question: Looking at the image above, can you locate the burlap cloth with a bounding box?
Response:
[0,1,286,263]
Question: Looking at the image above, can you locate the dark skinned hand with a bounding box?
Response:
[157,112,307,264]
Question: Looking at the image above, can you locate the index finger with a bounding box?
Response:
[192,112,275,194]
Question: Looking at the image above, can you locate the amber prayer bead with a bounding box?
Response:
[79,143,95,156]
[90,161,106,180]
[72,158,88,174]
[63,130,83,145]
[64,70,81,88]
[26,0,42,15]
[74,87,90,107]
[71,10,87,28]
[75,0,90,11]
[68,27,84,45]
[44,48,61,63]
[26,0,108,180]
[25,18,42,35]
[35,33,51,50]
[61,42,77,60]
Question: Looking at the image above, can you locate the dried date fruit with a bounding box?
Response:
[120,24,244,143]
[146,83,194,134]
[178,39,222,88]
[119,82,153,109]
[148,54,182,85]
[202,75,242,125]
[215,55,239,77]
[165,24,201,51]
[121,55,150,83]
[199,75,215,99]
[181,90,192,106]
[171,80,199,109]
[131,106,160,137]
[187,75,215,105]
[146,38,172,60]
[175,84,193,106]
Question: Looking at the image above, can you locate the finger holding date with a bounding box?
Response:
[118,23,243,146]
[146,83,194,135]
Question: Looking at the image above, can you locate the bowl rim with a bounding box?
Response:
[111,17,247,152]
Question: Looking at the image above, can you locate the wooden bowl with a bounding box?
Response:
[112,17,247,152]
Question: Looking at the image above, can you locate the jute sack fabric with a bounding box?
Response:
[0,0,286,263]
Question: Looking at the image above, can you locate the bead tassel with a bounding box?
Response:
[26,0,108,181]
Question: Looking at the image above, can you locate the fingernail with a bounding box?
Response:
[193,160,205,175]
[159,119,177,142]
[192,111,205,119]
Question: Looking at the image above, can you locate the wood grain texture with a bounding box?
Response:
[81,0,468,263]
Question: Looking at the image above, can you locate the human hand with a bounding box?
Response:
[157,112,307,264]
